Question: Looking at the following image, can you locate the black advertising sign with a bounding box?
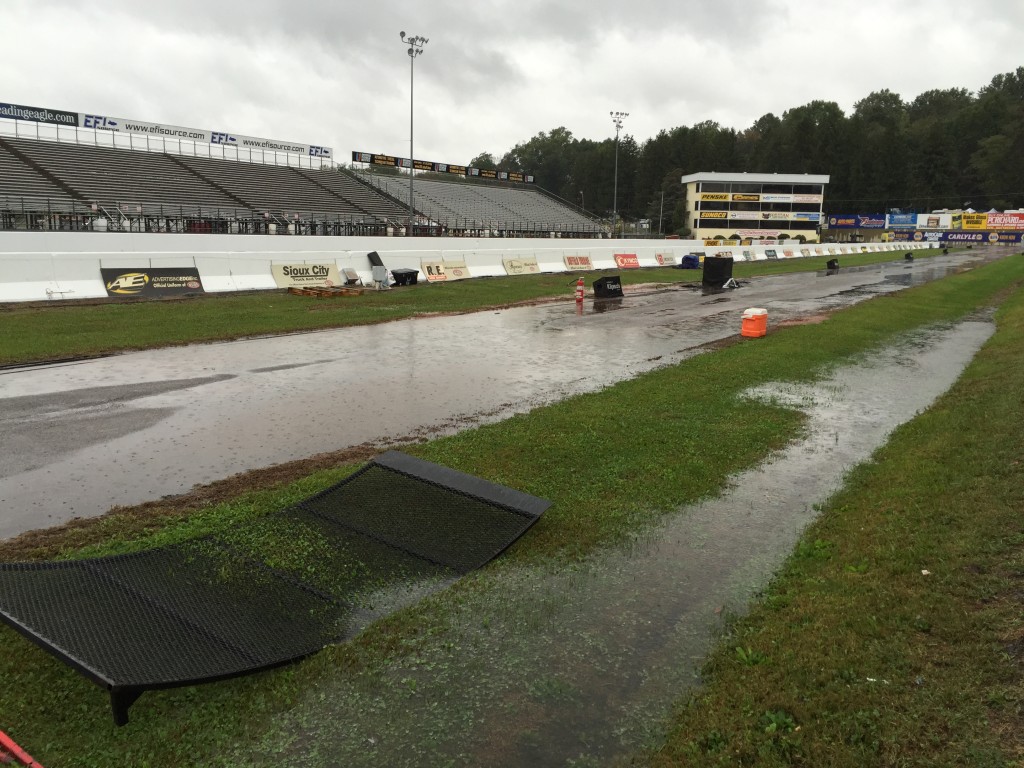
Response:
[352,150,534,183]
[101,268,205,297]
[0,101,77,127]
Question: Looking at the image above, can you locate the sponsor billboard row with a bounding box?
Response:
[352,151,535,184]
[2,99,333,158]
[827,212,1024,231]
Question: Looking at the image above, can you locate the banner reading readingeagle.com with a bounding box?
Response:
[0,101,77,126]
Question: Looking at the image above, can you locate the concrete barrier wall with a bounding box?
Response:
[0,231,932,302]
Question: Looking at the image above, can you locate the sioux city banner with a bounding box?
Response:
[655,253,678,266]
[271,263,341,288]
[101,268,204,297]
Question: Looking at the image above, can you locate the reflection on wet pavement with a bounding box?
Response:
[0,249,1006,538]
[245,317,993,768]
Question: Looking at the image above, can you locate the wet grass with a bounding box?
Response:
[0,252,1020,766]
[651,274,1024,765]
[0,249,936,365]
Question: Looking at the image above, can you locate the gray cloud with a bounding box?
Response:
[2,0,1022,166]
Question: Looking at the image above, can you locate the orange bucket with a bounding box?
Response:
[741,307,768,338]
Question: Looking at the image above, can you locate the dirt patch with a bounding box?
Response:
[774,313,830,327]
[0,440,402,562]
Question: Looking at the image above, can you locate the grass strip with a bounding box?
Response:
[650,274,1024,766]
[0,249,936,365]
[0,253,1019,767]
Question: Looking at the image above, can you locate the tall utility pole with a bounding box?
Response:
[400,31,427,236]
[610,111,628,238]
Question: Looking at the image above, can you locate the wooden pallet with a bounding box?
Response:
[287,286,365,298]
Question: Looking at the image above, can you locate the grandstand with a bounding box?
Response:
[356,171,600,236]
[0,133,602,238]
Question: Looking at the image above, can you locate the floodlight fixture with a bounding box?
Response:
[399,31,428,236]
[610,111,629,238]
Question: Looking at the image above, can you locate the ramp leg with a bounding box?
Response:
[110,687,144,727]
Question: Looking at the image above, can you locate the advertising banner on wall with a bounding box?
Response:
[793,212,821,222]
[961,213,989,230]
[614,253,641,268]
[443,260,470,280]
[352,151,534,183]
[888,231,1023,244]
[857,215,886,228]
[81,113,333,158]
[563,254,594,270]
[502,257,540,275]
[101,267,204,297]
[1,100,333,157]
[0,101,77,126]
[827,215,858,229]
[886,214,917,228]
[271,263,341,288]
[985,212,1024,230]
[656,253,678,266]
[421,261,449,282]
[916,213,952,229]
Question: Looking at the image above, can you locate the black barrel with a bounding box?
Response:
[702,256,734,288]
[593,275,624,298]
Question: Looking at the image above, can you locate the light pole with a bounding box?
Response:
[610,110,628,238]
[400,31,427,236]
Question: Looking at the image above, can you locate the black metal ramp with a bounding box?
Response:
[0,451,549,725]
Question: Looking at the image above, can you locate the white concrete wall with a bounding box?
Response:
[0,231,930,302]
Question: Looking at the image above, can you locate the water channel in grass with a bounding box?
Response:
[231,315,994,767]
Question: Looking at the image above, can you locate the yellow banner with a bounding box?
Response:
[443,259,470,280]
[700,211,728,219]
[962,213,988,230]
[700,193,729,201]
[421,260,448,282]
[271,263,341,288]
[732,193,760,202]
[503,257,540,275]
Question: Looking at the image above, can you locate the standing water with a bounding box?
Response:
[229,317,994,767]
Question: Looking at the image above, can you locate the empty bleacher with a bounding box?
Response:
[356,171,600,234]
[295,168,409,223]
[0,140,82,212]
[0,134,603,237]
[3,137,244,217]
[176,156,374,222]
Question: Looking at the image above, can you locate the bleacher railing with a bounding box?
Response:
[0,118,333,170]
[1,193,608,238]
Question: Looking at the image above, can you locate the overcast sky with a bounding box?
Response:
[2,0,1021,166]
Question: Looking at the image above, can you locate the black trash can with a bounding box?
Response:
[391,268,419,286]
[593,275,624,298]
[905,252,915,261]
[826,258,839,270]
[702,256,734,288]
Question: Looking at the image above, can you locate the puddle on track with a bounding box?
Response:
[233,317,994,768]
[0,249,1006,538]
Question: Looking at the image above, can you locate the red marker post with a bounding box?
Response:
[574,276,585,303]
[0,730,44,768]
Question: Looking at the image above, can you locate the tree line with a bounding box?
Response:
[468,67,1024,235]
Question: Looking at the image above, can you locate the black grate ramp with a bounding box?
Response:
[0,452,549,725]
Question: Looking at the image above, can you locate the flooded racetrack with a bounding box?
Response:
[232,315,995,768]
[0,249,1005,538]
